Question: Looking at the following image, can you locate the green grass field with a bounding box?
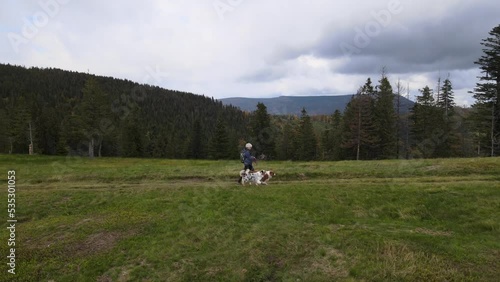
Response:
[0,155,499,281]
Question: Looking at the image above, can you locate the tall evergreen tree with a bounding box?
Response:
[321,110,343,160]
[298,108,317,161]
[374,74,397,159]
[330,110,344,160]
[472,24,500,156]
[394,79,407,159]
[361,77,376,97]
[152,129,169,158]
[410,86,441,158]
[59,114,85,155]
[187,119,205,159]
[250,102,276,159]
[9,96,31,154]
[120,110,145,158]
[78,78,108,157]
[36,107,60,155]
[209,117,231,159]
[435,78,459,157]
[342,90,378,160]
[278,121,296,160]
[437,78,455,115]
[0,107,8,153]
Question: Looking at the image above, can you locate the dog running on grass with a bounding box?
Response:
[239,169,276,186]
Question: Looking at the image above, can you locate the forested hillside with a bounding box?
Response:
[0,51,496,161]
[0,64,249,159]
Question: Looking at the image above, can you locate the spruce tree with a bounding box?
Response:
[437,78,455,115]
[36,107,60,155]
[435,78,458,157]
[187,119,205,159]
[472,24,500,156]
[10,96,31,154]
[120,110,145,158]
[321,110,343,160]
[361,77,376,97]
[209,117,231,159]
[394,79,407,159]
[250,102,276,159]
[59,114,85,155]
[298,108,317,161]
[410,86,441,158]
[0,107,8,153]
[342,91,378,160]
[78,78,108,157]
[374,74,397,159]
[152,129,169,158]
[278,122,295,160]
[330,110,344,160]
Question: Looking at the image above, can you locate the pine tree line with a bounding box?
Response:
[268,75,474,160]
[1,24,498,161]
[0,65,486,161]
[256,24,500,160]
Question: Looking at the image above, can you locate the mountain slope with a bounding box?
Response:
[221,95,414,115]
[0,63,248,157]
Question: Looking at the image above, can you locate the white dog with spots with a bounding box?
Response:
[239,169,276,186]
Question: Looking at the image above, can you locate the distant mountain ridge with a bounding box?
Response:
[220,95,414,115]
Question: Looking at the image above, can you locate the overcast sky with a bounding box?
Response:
[1,0,499,106]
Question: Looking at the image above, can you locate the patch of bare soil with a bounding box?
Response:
[75,232,121,256]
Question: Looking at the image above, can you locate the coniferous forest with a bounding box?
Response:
[0,64,248,159]
[1,24,499,161]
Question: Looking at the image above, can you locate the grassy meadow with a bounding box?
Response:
[0,155,499,281]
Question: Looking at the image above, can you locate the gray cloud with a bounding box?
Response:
[1,0,498,104]
[289,1,498,75]
[239,67,287,83]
